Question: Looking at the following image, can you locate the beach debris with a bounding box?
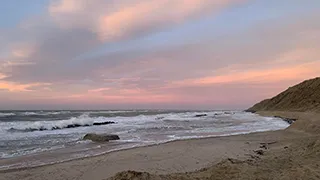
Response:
[108,171,155,180]
[259,141,277,150]
[260,141,277,146]
[260,144,268,150]
[274,116,297,124]
[245,153,260,159]
[254,150,264,155]
[227,158,243,164]
[195,114,207,117]
[83,133,120,142]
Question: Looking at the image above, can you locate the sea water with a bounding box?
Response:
[0,110,289,170]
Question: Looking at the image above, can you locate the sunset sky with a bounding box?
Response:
[0,0,319,110]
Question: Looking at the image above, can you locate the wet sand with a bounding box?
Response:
[1,111,319,180]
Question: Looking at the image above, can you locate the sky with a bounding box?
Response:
[0,0,319,110]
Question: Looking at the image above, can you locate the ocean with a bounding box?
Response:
[0,110,289,170]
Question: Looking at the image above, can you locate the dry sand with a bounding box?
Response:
[1,112,319,180]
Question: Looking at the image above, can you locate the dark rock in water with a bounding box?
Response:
[195,114,207,117]
[93,121,115,126]
[83,133,120,142]
[8,121,116,133]
[244,109,256,113]
[155,116,165,120]
[274,116,296,124]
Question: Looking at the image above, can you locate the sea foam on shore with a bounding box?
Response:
[0,110,289,170]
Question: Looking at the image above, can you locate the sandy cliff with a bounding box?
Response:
[247,77,320,112]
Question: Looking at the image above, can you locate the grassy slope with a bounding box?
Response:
[107,77,320,180]
[247,77,320,112]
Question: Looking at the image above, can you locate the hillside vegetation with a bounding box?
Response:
[247,77,320,112]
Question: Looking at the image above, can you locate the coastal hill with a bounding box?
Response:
[247,77,320,112]
[107,77,320,180]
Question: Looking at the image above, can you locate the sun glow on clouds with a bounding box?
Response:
[0,81,51,92]
[172,61,320,87]
[49,0,243,41]
[171,48,320,87]
[0,0,320,109]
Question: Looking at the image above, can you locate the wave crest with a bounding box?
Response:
[0,113,16,117]
[7,114,115,132]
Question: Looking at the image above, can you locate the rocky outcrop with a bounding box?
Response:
[247,77,320,112]
[195,114,207,117]
[83,133,120,142]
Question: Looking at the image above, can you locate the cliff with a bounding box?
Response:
[247,77,320,112]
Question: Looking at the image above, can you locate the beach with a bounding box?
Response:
[1,111,316,180]
[0,110,289,171]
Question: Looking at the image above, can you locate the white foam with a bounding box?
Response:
[88,110,135,114]
[5,114,113,132]
[21,111,71,116]
[0,112,16,117]
[0,110,291,170]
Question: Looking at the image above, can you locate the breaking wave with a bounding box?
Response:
[7,114,115,132]
[0,113,16,117]
[21,111,72,116]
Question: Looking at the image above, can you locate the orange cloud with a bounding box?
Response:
[170,60,320,88]
[0,81,50,92]
[0,73,6,80]
[88,87,110,93]
[11,45,34,58]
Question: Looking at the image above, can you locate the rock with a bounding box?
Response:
[195,114,207,117]
[155,116,164,120]
[83,133,120,142]
[92,121,116,126]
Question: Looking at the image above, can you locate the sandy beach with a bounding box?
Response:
[1,1,319,179]
[1,111,317,180]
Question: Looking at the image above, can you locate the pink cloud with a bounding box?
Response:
[88,87,110,93]
[49,0,244,41]
[0,81,51,92]
[169,60,320,88]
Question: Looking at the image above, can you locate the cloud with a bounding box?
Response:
[170,60,320,88]
[0,81,50,92]
[49,0,244,41]
[0,0,320,109]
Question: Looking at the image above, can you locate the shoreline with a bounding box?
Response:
[0,111,291,173]
[0,127,287,173]
[2,111,316,180]
[1,129,309,180]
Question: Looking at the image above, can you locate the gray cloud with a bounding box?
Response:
[0,1,320,109]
